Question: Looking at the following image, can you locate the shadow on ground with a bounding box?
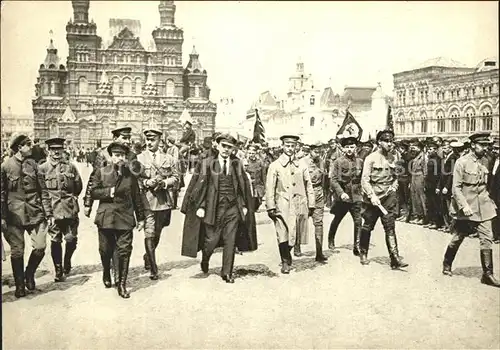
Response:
[191,263,279,280]
[2,269,51,288]
[2,275,91,303]
[452,266,483,279]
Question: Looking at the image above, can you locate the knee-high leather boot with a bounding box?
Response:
[385,233,408,269]
[25,249,45,291]
[442,244,460,276]
[112,250,119,287]
[279,242,290,274]
[51,242,64,282]
[359,228,371,265]
[480,249,500,288]
[353,224,361,256]
[145,238,158,280]
[117,255,131,299]
[63,241,77,275]
[315,226,327,263]
[100,253,112,288]
[11,257,26,298]
[294,234,302,257]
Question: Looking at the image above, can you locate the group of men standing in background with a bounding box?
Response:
[2,119,499,300]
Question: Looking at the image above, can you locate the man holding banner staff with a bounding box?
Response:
[359,129,408,269]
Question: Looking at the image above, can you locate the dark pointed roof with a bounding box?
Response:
[320,87,336,108]
[108,27,145,50]
[185,46,206,75]
[43,39,61,68]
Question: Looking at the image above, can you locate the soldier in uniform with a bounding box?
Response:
[408,139,427,225]
[488,137,500,243]
[305,141,328,262]
[165,136,181,208]
[1,134,53,298]
[181,134,256,283]
[424,140,443,229]
[359,130,409,269]
[89,142,145,298]
[244,144,267,212]
[443,132,499,288]
[265,134,315,273]
[328,136,364,255]
[137,128,179,280]
[39,137,83,282]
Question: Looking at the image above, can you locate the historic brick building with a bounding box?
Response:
[32,0,216,148]
[1,107,35,151]
[392,57,499,139]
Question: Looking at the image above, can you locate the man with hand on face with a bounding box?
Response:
[39,137,83,282]
[359,129,408,269]
[265,134,315,274]
[137,128,179,280]
[444,132,499,288]
[89,142,145,298]
[329,136,364,256]
[1,134,53,298]
[181,134,256,283]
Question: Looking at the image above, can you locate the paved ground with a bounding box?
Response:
[2,163,500,349]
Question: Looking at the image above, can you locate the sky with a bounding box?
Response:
[1,0,498,119]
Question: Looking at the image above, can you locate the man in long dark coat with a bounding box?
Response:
[180,134,257,283]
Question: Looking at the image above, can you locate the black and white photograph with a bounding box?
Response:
[1,1,499,348]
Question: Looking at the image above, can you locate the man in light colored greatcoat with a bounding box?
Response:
[265,134,315,274]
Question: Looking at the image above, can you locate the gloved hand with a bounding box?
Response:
[154,180,166,191]
[267,209,277,220]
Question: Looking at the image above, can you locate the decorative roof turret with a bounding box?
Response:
[42,32,62,69]
[96,71,112,96]
[185,46,207,75]
[143,71,158,96]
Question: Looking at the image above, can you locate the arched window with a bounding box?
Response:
[436,110,446,133]
[194,84,200,98]
[481,106,493,131]
[50,80,56,94]
[310,117,315,127]
[136,55,141,64]
[123,77,132,95]
[112,77,120,95]
[310,95,315,106]
[102,119,110,136]
[135,78,142,96]
[49,122,59,137]
[80,126,89,142]
[465,107,477,132]
[102,55,106,63]
[420,111,427,133]
[165,79,175,97]
[78,77,88,95]
[450,108,460,132]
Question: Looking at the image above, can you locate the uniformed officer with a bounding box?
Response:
[424,140,443,229]
[443,132,499,288]
[137,128,179,280]
[408,139,427,225]
[39,137,83,282]
[89,142,145,298]
[265,134,315,273]
[1,134,53,298]
[305,141,328,263]
[244,144,267,212]
[359,129,408,269]
[328,136,364,255]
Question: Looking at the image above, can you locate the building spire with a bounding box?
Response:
[72,0,89,24]
[159,1,176,28]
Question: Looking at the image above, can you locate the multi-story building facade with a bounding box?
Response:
[215,97,244,136]
[0,108,35,151]
[392,57,499,139]
[241,61,390,145]
[32,0,216,148]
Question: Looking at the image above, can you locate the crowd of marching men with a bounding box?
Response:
[2,120,499,300]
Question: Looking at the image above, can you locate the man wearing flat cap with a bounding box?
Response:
[303,141,328,263]
[89,142,145,298]
[329,136,364,256]
[181,133,257,283]
[424,140,444,230]
[444,132,499,287]
[408,138,427,225]
[137,128,179,280]
[359,129,408,269]
[39,137,83,282]
[1,134,53,298]
[265,134,315,273]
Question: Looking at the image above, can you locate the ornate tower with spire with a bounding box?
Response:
[183,46,209,100]
[152,0,184,56]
